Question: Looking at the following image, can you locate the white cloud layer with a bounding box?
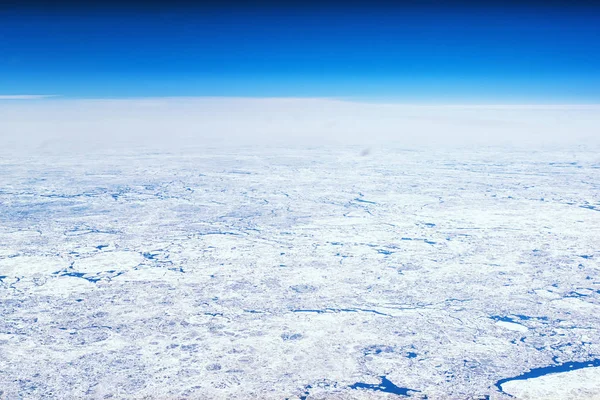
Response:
[0,97,598,153]
[0,94,58,100]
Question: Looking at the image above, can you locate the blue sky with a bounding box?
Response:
[1,4,599,102]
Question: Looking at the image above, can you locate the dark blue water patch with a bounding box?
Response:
[62,272,85,278]
[400,237,435,245]
[513,314,548,321]
[445,298,471,304]
[490,315,518,323]
[299,384,312,400]
[142,252,158,259]
[104,271,125,281]
[363,345,394,355]
[549,162,578,166]
[491,315,545,324]
[60,272,101,283]
[198,231,241,236]
[424,223,436,227]
[495,358,600,395]
[377,249,394,255]
[354,308,390,316]
[297,379,341,399]
[0,275,6,282]
[204,312,223,317]
[350,376,421,397]
[407,352,418,358]
[389,266,404,274]
[580,205,598,211]
[87,324,113,330]
[96,245,108,250]
[281,333,303,341]
[580,255,593,259]
[354,198,377,205]
[332,308,390,316]
[333,308,359,314]
[565,291,588,298]
[65,228,119,236]
[39,193,89,199]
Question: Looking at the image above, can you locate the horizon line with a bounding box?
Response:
[2,95,600,108]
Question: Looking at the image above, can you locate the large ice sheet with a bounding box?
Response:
[1,146,599,399]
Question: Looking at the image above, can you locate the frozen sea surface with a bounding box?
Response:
[1,146,599,399]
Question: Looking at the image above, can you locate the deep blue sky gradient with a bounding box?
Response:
[1,4,599,102]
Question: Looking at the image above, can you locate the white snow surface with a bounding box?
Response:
[1,145,599,399]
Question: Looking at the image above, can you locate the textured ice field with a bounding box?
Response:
[1,146,599,399]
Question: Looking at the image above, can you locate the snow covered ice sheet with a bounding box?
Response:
[1,146,599,399]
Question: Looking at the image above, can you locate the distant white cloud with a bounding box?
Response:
[0,94,58,100]
[0,97,598,154]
